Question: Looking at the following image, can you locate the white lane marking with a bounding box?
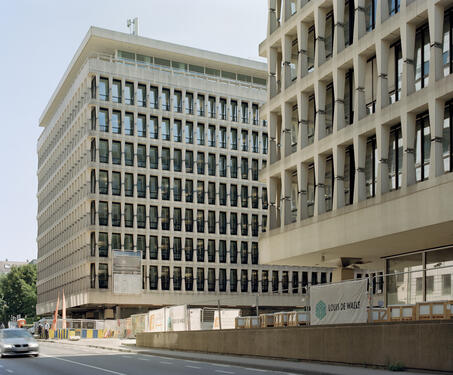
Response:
[40,353,127,375]
[215,370,235,374]
[136,357,149,361]
[213,363,231,367]
[243,369,268,372]
[160,361,173,365]
[185,365,201,369]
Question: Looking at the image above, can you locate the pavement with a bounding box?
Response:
[40,338,445,375]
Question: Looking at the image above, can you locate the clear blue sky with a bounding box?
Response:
[0,0,267,262]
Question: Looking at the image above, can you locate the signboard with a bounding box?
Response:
[112,250,141,294]
[213,309,241,330]
[310,279,368,325]
[166,305,188,332]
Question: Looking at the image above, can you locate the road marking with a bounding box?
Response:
[40,354,127,375]
[244,369,268,372]
[160,361,173,365]
[136,357,149,361]
[215,370,235,374]
[185,365,201,369]
[213,363,231,367]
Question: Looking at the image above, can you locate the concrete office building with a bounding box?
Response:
[37,27,331,318]
[259,0,453,306]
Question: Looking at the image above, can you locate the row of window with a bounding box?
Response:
[90,201,267,236]
[92,108,268,151]
[90,232,259,264]
[90,170,268,208]
[93,76,263,125]
[91,263,329,293]
[91,139,265,178]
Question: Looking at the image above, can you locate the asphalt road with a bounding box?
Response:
[0,342,297,375]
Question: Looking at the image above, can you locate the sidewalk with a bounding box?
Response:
[44,338,442,375]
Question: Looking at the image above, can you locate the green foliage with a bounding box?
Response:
[388,361,406,371]
[0,264,37,324]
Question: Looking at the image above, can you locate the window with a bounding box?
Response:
[272,271,279,292]
[344,69,354,125]
[185,150,194,173]
[91,76,97,99]
[137,84,146,107]
[219,212,226,234]
[415,24,430,91]
[208,182,216,205]
[174,237,182,261]
[365,136,377,198]
[91,232,97,256]
[173,267,182,290]
[307,163,315,217]
[197,123,205,145]
[174,178,182,201]
[262,271,269,293]
[365,0,377,32]
[307,26,315,72]
[173,149,182,172]
[99,108,108,132]
[262,133,268,154]
[98,264,108,289]
[230,156,238,178]
[241,241,248,264]
[208,211,216,234]
[220,98,227,120]
[389,42,403,104]
[174,208,182,231]
[112,172,121,195]
[344,0,355,48]
[161,237,170,260]
[325,82,334,135]
[415,112,431,182]
[99,77,108,101]
[185,180,194,203]
[444,101,453,173]
[149,266,158,289]
[231,100,238,122]
[443,10,452,76]
[389,125,403,190]
[252,215,258,237]
[252,132,259,153]
[219,184,227,205]
[241,186,248,208]
[124,204,133,227]
[124,82,134,105]
[98,201,108,226]
[197,152,205,175]
[388,0,400,16]
[161,266,170,290]
[174,91,182,112]
[230,241,238,264]
[262,187,268,209]
[208,125,216,147]
[197,210,205,233]
[137,144,146,168]
[208,96,216,118]
[241,158,248,179]
[148,176,158,199]
[137,235,146,259]
[162,177,170,200]
[125,173,133,197]
[185,238,193,261]
[241,131,248,152]
[230,185,238,207]
[123,112,133,136]
[162,148,170,170]
[125,143,134,166]
[325,12,334,60]
[98,232,108,257]
[241,270,248,292]
[162,88,170,111]
[137,114,146,137]
[208,154,216,176]
[197,268,205,291]
[241,102,249,123]
[150,146,158,169]
[173,120,182,142]
[185,121,193,144]
[208,239,216,262]
[112,203,121,226]
[162,118,170,141]
[149,86,158,109]
[91,138,96,161]
[185,92,194,114]
[98,170,108,194]
[219,127,227,148]
[344,145,355,205]
[137,205,146,228]
[230,269,237,292]
[251,187,258,209]
[282,271,289,293]
[252,159,258,181]
[230,212,238,235]
[197,95,205,116]
[124,234,133,250]
[112,111,121,134]
[230,128,238,150]
[252,104,259,125]
[112,233,121,251]
[325,156,334,211]
[150,206,158,229]
[292,272,299,293]
[185,267,194,291]
[308,95,316,144]
[150,116,158,139]
[365,56,377,115]
[241,214,248,236]
[219,269,226,291]
[219,155,227,177]
[197,181,204,204]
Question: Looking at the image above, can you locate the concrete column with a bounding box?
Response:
[314,154,326,215]
[333,0,345,55]
[353,54,366,122]
[282,102,292,157]
[377,0,389,26]
[268,0,278,36]
[314,7,326,68]
[281,170,292,226]
[354,0,366,42]
[269,177,278,230]
[297,162,308,221]
[269,112,278,164]
[333,145,345,210]
[376,39,390,110]
[268,47,278,99]
[401,112,416,187]
[376,124,390,195]
[282,35,292,89]
[297,91,309,149]
[353,135,367,202]
[334,69,346,132]
[283,0,292,22]
[429,98,445,178]
[428,3,445,85]
[401,22,416,97]
[298,22,309,78]
[315,81,326,141]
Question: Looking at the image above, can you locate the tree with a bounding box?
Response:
[0,264,37,324]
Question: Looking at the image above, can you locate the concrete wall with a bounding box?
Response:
[137,321,453,372]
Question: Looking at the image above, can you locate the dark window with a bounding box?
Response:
[161,237,170,260]
[112,141,121,165]
[185,267,194,291]
[125,173,133,197]
[137,175,146,198]
[149,176,158,199]
[272,271,279,292]
[390,42,403,103]
[292,272,299,294]
[98,232,108,257]
[137,235,146,259]
[241,241,248,264]
[174,208,182,231]
[124,234,133,250]
[150,266,158,289]
[185,238,193,262]
[219,269,227,291]
[137,205,146,228]
[365,0,377,32]
[241,214,248,236]
[197,268,205,291]
[98,264,108,289]
[241,270,248,292]
[112,233,121,251]
[344,145,355,205]
[161,266,170,290]
[230,185,238,206]
[325,11,334,60]
[208,240,215,262]
[443,101,453,173]
[185,150,194,173]
[219,183,227,205]
[230,241,237,264]
[230,269,237,292]
[219,240,226,263]
[185,180,193,203]
[173,237,182,261]
[344,69,354,125]
[173,267,182,291]
[125,143,134,166]
[365,136,377,198]
[137,144,146,168]
[174,149,182,172]
[415,112,431,182]
[219,212,227,234]
[112,203,121,227]
[208,211,216,234]
[124,204,133,227]
[282,271,289,293]
[252,215,259,237]
[208,182,216,205]
[161,207,170,230]
[98,201,108,226]
[197,152,205,174]
[174,178,182,201]
[262,271,269,293]
[230,212,238,235]
[150,206,158,229]
[197,181,204,204]
[389,124,403,190]
[91,76,96,99]
[252,159,258,181]
[185,209,193,232]
[150,146,158,169]
[99,139,109,163]
[162,177,170,200]
[415,23,430,91]
[241,186,248,208]
[230,129,237,150]
[197,210,205,233]
[208,154,216,176]
[344,0,355,47]
[251,242,258,264]
[162,148,170,170]
[241,158,248,179]
[230,156,238,178]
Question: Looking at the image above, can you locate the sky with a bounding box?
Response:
[0,0,267,262]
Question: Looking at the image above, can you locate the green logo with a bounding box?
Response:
[315,300,327,320]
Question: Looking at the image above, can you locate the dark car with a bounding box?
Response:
[0,329,39,357]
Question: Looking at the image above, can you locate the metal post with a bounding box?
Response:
[217,300,222,330]
[255,295,259,316]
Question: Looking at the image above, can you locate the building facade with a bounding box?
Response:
[37,27,331,318]
[259,0,453,305]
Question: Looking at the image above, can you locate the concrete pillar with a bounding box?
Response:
[297,162,309,221]
[282,170,292,226]
[297,91,309,149]
[333,0,345,55]
[429,98,445,178]
[314,7,326,67]
[376,39,390,110]
[314,154,326,215]
[354,0,366,42]
[315,80,326,141]
[283,0,292,22]
[334,69,346,132]
[298,22,309,78]
[282,35,292,89]
[268,47,278,99]
[376,124,390,196]
[401,22,416,97]
[282,102,292,157]
[353,54,366,122]
[377,0,389,26]
[428,3,445,85]
[354,135,367,202]
[401,112,416,187]
[333,145,345,210]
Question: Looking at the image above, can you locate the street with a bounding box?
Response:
[0,342,297,375]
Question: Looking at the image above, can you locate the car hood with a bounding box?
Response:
[2,338,36,345]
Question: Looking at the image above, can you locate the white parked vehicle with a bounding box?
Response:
[0,329,39,357]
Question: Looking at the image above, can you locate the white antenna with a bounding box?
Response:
[127,17,139,36]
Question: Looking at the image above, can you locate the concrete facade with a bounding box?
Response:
[258,0,453,281]
[37,27,332,317]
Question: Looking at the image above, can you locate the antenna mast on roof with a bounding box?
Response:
[127,17,139,36]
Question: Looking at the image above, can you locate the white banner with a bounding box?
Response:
[147,308,165,332]
[166,305,187,332]
[310,279,368,325]
[213,309,240,330]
